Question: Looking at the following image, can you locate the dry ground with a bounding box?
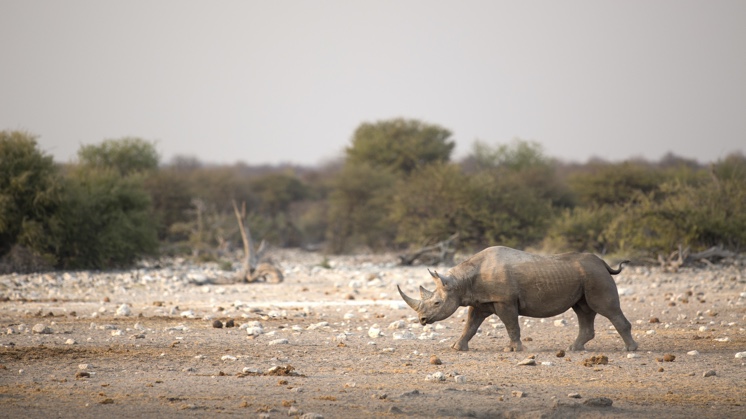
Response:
[1,250,745,418]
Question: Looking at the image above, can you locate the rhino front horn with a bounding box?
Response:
[397,285,421,310]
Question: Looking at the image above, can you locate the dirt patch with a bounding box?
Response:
[1,250,745,418]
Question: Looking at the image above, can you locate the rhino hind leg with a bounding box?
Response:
[606,313,638,351]
[569,299,597,351]
[492,302,523,352]
[587,296,639,351]
[452,306,490,351]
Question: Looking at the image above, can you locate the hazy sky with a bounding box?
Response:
[2,1,744,166]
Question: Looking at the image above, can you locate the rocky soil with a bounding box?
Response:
[1,249,745,418]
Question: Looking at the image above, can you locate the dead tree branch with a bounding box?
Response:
[398,233,460,266]
[231,200,283,283]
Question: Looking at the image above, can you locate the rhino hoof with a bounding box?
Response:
[451,342,469,351]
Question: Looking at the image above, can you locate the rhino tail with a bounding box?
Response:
[606,260,630,275]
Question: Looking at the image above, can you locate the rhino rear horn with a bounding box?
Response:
[397,285,421,310]
[419,285,434,300]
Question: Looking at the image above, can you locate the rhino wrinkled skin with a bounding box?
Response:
[398,246,638,352]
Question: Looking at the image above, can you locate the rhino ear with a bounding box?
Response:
[431,270,455,289]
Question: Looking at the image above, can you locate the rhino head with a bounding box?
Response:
[397,269,462,325]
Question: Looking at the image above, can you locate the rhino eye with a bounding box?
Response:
[434,301,440,306]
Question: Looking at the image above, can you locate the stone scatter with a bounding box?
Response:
[0,249,744,418]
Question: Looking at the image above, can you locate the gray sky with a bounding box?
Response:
[2,1,744,166]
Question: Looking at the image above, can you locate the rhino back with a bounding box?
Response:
[450,247,599,317]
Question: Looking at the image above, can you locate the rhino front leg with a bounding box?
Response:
[493,302,523,352]
[452,306,490,351]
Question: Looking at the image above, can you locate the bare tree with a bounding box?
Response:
[232,200,283,283]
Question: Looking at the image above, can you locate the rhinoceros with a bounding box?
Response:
[397,246,638,352]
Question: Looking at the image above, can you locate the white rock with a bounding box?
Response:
[454,375,466,383]
[221,355,237,361]
[687,350,700,356]
[553,319,567,327]
[111,330,124,336]
[343,312,355,320]
[78,364,89,370]
[242,367,259,374]
[32,323,52,334]
[246,326,263,336]
[714,337,730,342]
[388,320,406,330]
[335,333,347,341]
[268,338,289,345]
[307,321,329,330]
[180,310,196,318]
[65,338,76,345]
[393,331,416,340]
[368,325,382,338]
[734,351,746,358]
[426,371,446,381]
[115,304,132,316]
[627,353,640,358]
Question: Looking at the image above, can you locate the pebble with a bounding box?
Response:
[65,338,76,345]
[388,320,406,329]
[568,393,581,399]
[115,304,132,316]
[393,331,415,340]
[221,355,237,361]
[454,375,466,383]
[627,353,640,359]
[367,325,382,338]
[426,372,446,381]
[212,320,223,328]
[735,352,746,358]
[268,338,289,345]
[307,321,329,330]
[512,391,525,398]
[429,355,442,365]
[703,370,717,377]
[517,358,537,366]
[32,323,52,334]
[687,350,700,356]
[180,310,196,318]
[584,397,613,407]
[553,319,567,327]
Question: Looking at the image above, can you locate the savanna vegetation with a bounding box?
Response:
[1,120,744,273]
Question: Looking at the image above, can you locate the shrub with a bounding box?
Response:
[0,131,63,272]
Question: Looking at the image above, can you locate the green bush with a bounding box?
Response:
[389,162,470,246]
[0,131,63,272]
[346,118,454,175]
[326,163,396,253]
[542,205,618,253]
[55,167,158,269]
[78,137,159,176]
